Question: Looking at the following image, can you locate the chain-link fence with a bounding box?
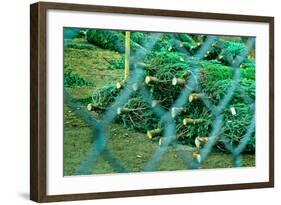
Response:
[64,30,255,175]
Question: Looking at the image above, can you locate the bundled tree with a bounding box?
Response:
[203,38,256,68]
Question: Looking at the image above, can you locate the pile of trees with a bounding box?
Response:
[86,29,256,153]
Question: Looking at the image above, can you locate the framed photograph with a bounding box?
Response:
[30,1,274,202]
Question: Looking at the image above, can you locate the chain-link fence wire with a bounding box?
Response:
[64,31,255,175]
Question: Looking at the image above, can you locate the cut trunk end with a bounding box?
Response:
[87,103,103,111]
[132,83,139,91]
[189,93,203,103]
[136,62,147,68]
[151,100,159,108]
[117,107,131,115]
[116,81,125,89]
[145,76,159,85]
[159,135,177,146]
[195,136,209,148]
[171,107,185,118]
[192,152,201,163]
[147,128,162,139]
[183,118,204,125]
[172,77,186,86]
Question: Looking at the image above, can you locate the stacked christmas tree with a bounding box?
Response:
[86,30,255,153]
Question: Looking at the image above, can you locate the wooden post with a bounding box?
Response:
[124,31,130,81]
[117,31,131,89]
